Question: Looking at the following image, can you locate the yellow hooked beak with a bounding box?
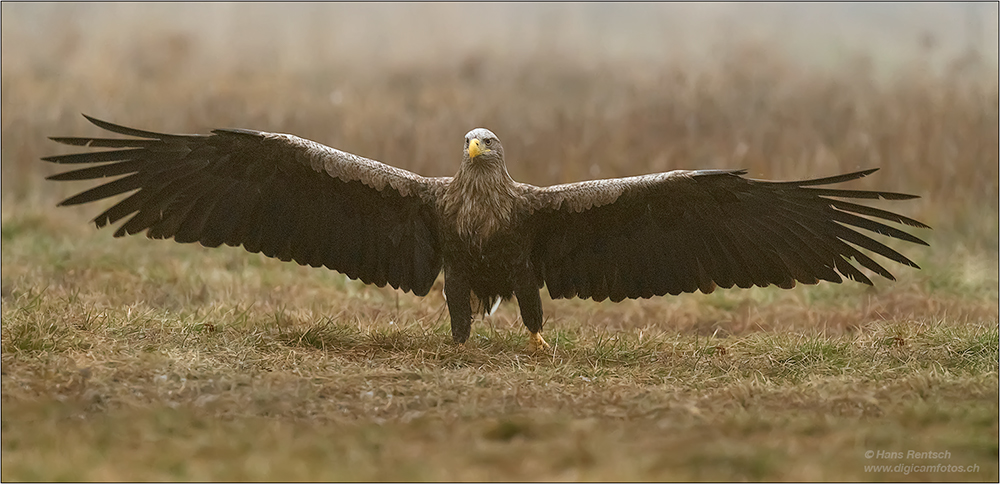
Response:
[468,138,484,159]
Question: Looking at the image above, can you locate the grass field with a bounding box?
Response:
[2,4,998,481]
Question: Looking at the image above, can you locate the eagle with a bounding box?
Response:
[44,115,929,351]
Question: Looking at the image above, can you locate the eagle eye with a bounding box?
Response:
[484,138,492,146]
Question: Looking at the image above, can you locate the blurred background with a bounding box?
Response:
[2,3,998,253]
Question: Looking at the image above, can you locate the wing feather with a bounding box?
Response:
[42,148,150,165]
[45,115,445,296]
[47,137,163,148]
[726,216,795,288]
[710,222,757,288]
[198,182,249,248]
[45,159,148,180]
[764,168,880,186]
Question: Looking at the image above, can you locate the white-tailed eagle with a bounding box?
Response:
[45,115,929,351]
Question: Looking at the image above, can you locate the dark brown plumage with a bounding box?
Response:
[44,115,930,351]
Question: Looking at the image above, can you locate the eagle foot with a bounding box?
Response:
[527,332,550,353]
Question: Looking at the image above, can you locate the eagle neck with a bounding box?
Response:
[445,159,517,247]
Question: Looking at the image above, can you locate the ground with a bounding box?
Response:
[2,4,998,481]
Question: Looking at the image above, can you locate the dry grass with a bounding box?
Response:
[2,4,998,482]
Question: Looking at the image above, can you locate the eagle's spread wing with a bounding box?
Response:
[44,115,445,296]
[525,169,929,302]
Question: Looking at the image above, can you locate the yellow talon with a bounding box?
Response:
[528,332,550,353]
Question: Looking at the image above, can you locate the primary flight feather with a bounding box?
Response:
[45,115,929,350]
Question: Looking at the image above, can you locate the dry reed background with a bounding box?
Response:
[2,3,998,481]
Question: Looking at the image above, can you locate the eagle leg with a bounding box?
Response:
[515,286,550,353]
[444,271,473,344]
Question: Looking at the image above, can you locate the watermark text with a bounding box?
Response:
[864,449,952,460]
[864,463,979,475]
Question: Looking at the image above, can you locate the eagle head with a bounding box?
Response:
[463,128,504,165]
